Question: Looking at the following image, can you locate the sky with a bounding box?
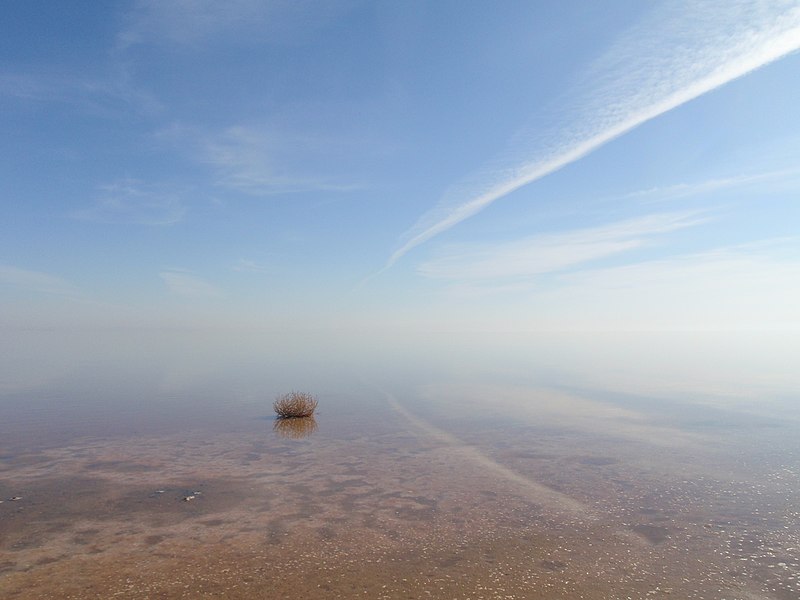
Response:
[2,0,800,333]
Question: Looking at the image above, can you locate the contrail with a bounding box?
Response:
[384,0,800,268]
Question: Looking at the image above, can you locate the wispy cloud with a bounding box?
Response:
[232,259,268,273]
[427,238,800,330]
[0,264,83,300]
[387,1,800,267]
[74,179,187,225]
[206,125,361,195]
[532,239,800,330]
[419,211,707,281]
[623,168,800,203]
[120,0,352,47]
[160,123,362,196]
[0,69,162,116]
[159,269,223,298]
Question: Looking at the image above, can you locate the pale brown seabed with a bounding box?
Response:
[1,331,799,599]
[1,385,799,600]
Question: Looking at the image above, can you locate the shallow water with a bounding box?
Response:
[1,330,798,599]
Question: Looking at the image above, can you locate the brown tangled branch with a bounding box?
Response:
[273,391,318,418]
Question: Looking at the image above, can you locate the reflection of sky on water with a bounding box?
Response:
[1,329,798,598]
[0,329,798,451]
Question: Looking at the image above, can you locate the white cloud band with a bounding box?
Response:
[387,0,800,267]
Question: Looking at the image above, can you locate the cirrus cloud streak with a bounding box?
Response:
[387,0,800,267]
[419,211,707,281]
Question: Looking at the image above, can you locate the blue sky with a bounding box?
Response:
[2,0,799,332]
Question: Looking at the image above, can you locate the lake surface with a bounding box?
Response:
[1,330,798,599]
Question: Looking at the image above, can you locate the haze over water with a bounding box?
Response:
[1,330,798,599]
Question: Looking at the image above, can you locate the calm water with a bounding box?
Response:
[1,330,798,599]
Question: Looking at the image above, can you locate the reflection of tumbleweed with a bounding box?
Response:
[274,391,318,418]
[273,416,318,439]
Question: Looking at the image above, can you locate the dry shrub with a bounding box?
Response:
[274,391,318,418]
[273,416,318,439]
